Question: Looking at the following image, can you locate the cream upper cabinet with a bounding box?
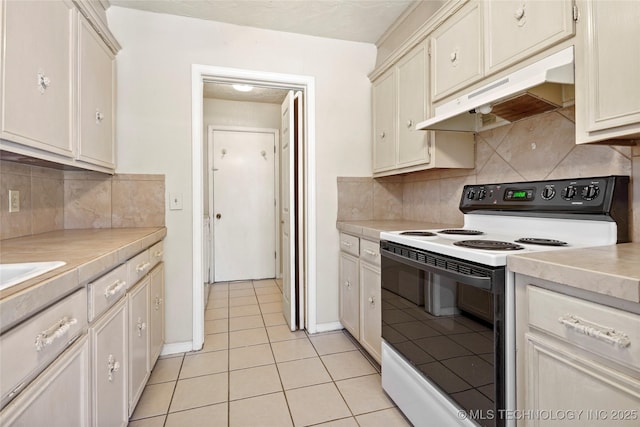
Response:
[484,0,575,75]
[430,1,483,101]
[372,70,397,172]
[77,14,116,170]
[1,0,75,157]
[397,44,430,168]
[575,0,640,143]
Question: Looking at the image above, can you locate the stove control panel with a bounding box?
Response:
[460,176,629,216]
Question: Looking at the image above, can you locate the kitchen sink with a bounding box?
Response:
[0,261,66,291]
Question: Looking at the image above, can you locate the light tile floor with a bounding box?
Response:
[128,279,412,427]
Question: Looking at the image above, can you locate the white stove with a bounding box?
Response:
[379,176,630,427]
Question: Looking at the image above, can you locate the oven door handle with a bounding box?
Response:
[381,248,493,290]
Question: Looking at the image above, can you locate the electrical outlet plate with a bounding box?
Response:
[9,190,19,213]
[169,193,183,210]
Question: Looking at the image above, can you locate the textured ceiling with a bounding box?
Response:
[109,0,416,43]
[204,82,289,103]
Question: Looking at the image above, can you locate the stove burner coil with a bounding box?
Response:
[515,238,568,246]
[400,231,437,237]
[438,229,484,235]
[454,240,524,250]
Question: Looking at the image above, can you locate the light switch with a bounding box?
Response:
[169,193,183,210]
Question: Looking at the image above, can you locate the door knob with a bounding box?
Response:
[216,213,222,219]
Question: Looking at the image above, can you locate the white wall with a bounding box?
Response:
[108,7,376,345]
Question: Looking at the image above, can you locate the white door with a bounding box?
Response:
[213,130,276,281]
[281,91,298,330]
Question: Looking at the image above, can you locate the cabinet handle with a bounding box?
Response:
[341,241,353,248]
[368,296,376,305]
[406,120,413,128]
[136,262,151,273]
[514,6,526,26]
[107,354,121,382]
[344,280,351,289]
[104,279,127,299]
[95,110,105,123]
[153,250,164,258]
[154,296,163,311]
[34,316,78,351]
[558,314,631,348]
[379,131,386,139]
[364,249,379,257]
[450,51,457,63]
[37,72,51,93]
[136,317,147,337]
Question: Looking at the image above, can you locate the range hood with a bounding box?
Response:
[417,46,574,132]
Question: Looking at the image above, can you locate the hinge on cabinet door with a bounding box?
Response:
[572,4,579,21]
[427,45,432,56]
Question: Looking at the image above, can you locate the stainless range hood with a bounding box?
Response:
[416,46,574,132]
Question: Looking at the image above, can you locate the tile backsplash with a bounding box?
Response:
[338,108,639,241]
[0,161,165,240]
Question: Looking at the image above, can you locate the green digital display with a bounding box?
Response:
[512,190,527,199]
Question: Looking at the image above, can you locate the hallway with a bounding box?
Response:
[128,279,410,426]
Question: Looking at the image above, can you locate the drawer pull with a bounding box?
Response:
[136,262,151,273]
[107,354,121,382]
[154,296,163,311]
[34,316,78,351]
[37,72,51,93]
[153,250,164,258]
[341,241,353,248]
[368,296,376,305]
[344,280,351,289]
[364,249,379,257]
[136,317,147,337]
[104,280,127,299]
[558,314,631,348]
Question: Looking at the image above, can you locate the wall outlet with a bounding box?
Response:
[9,190,20,213]
[169,193,183,210]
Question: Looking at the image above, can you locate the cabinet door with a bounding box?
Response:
[0,336,90,426]
[91,299,128,427]
[485,0,574,74]
[397,43,430,168]
[525,333,640,427]
[77,14,115,169]
[431,1,483,101]
[339,252,360,339]
[1,0,74,156]
[149,263,165,370]
[128,277,150,415]
[372,70,397,172]
[575,0,640,143]
[360,262,381,363]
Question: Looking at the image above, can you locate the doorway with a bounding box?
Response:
[191,65,318,352]
[209,127,278,282]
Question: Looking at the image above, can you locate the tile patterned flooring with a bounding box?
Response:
[128,279,411,427]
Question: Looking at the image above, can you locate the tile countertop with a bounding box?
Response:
[336,220,461,241]
[0,227,166,331]
[508,243,640,305]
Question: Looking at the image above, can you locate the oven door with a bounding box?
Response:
[381,240,505,427]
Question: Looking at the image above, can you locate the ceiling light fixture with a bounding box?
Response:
[232,84,253,92]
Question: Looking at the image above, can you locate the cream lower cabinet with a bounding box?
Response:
[0,336,90,426]
[516,277,640,426]
[128,276,150,416]
[339,233,383,363]
[149,263,165,369]
[90,298,128,427]
[575,0,640,143]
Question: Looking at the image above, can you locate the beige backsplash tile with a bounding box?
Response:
[476,152,523,184]
[439,176,475,225]
[64,177,112,229]
[112,178,165,227]
[32,174,64,235]
[373,181,402,220]
[402,180,440,222]
[546,145,632,179]
[337,178,374,221]
[0,171,32,239]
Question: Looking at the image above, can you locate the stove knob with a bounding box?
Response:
[541,186,556,200]
[466,189,476,200]
[561,185,577,200]
[477,189,487,200]
[581,184,600,201]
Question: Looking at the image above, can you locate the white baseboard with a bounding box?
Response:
[312,321,343,334]
[160,341,194,356]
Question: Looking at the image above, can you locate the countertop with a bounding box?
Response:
[336,220,460,241]
[0,227,166,331]
[508,243,640,305]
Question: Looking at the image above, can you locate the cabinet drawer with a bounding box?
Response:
[339,233,359,257]
[360,239,381,266]
[88,264,127,322]
[0,288,87,408]
[527,286,640,370]
[127,250,150,289]
[149,241,164,270]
